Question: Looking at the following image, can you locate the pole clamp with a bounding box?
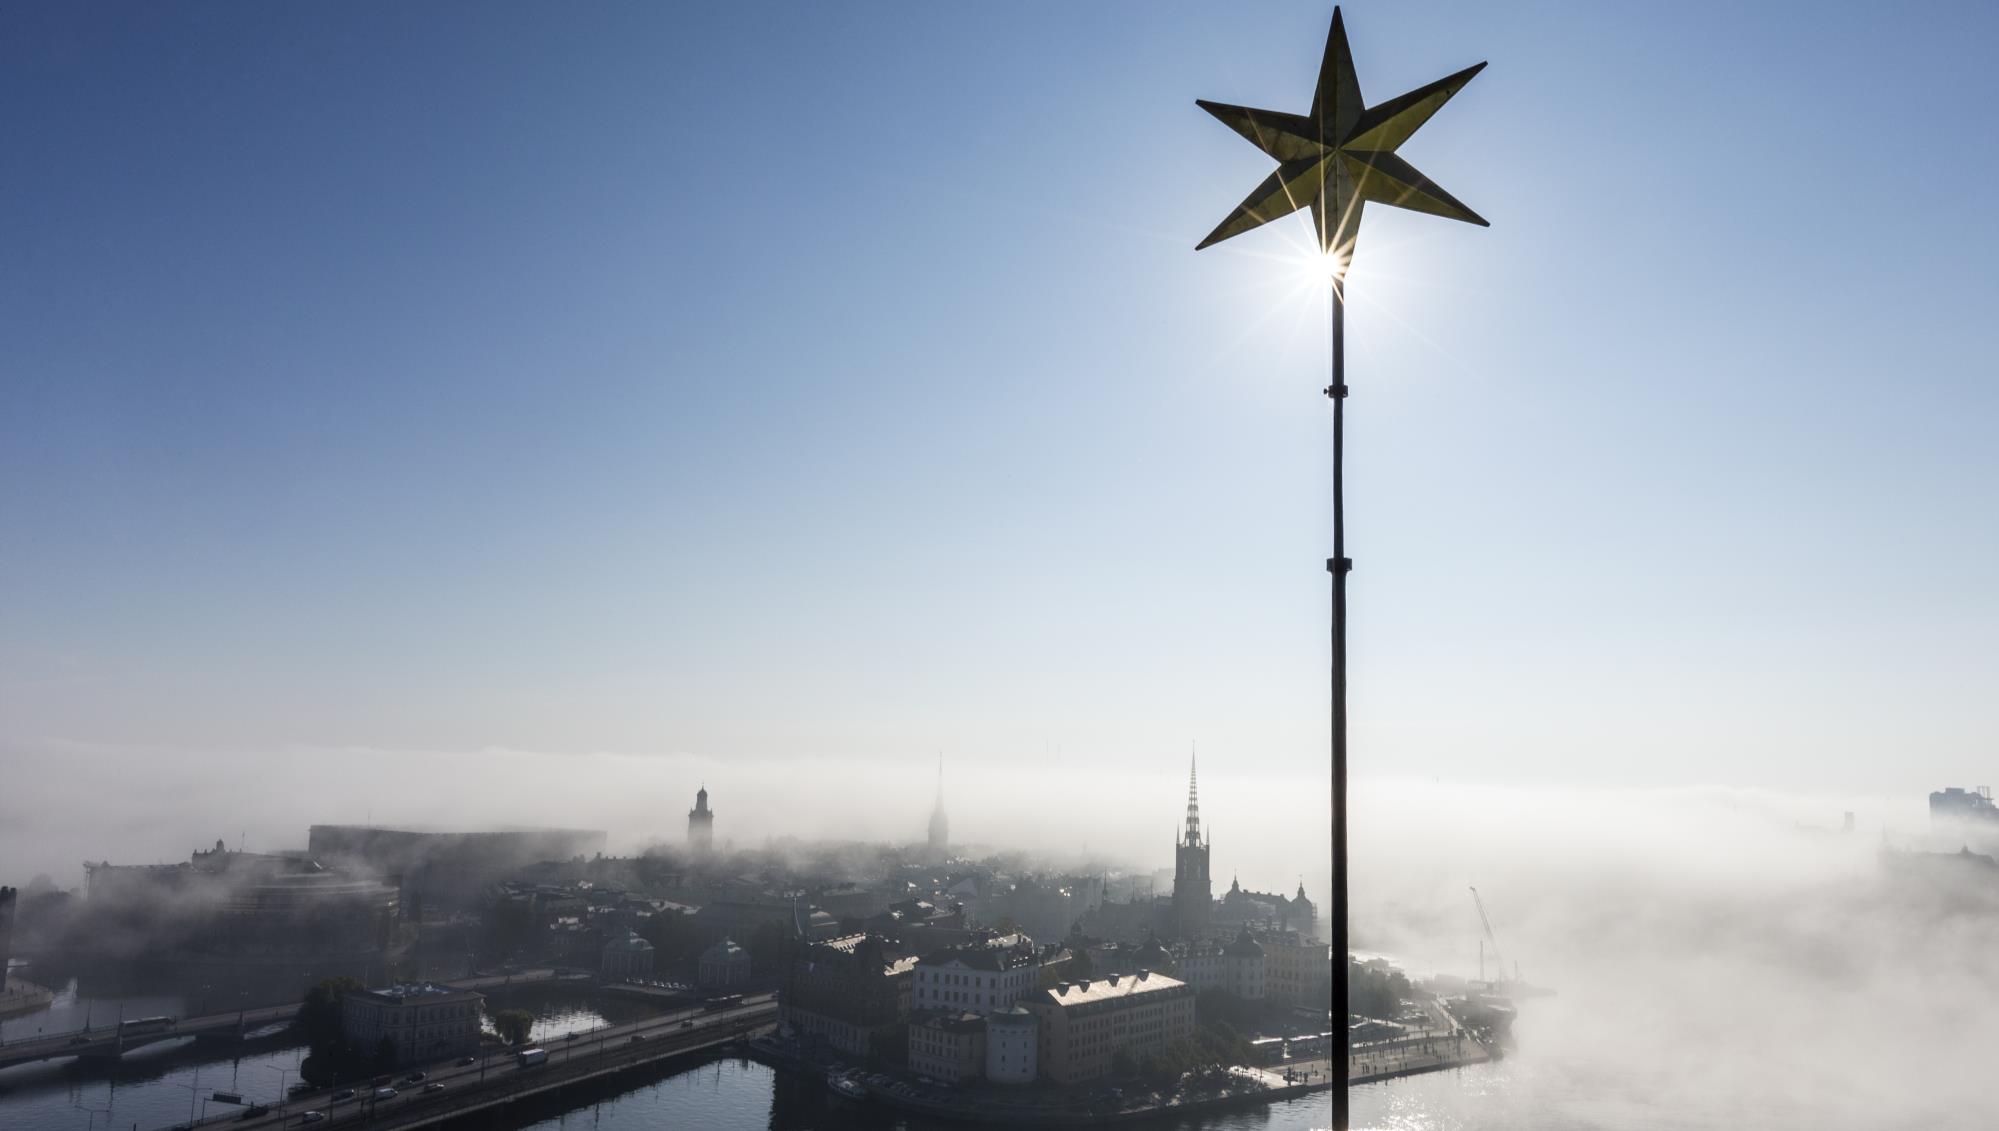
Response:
[1326,557,1353,574]
[1323,384,1349,399]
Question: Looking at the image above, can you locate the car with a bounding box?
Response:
[456,1056,477,1066]
[403,1071,427,1083]
[68,1035,91,1045]
[628,1033,646,1042]
[331,1090,356,1102]
[373,1087,398,1101]
[423,1082,445,1093]
[564,1032,580,1041]
[679,1019,695,1029]
[300,1114,326,1125]
[241,1105,269,1120]
[289,1082,316,1096]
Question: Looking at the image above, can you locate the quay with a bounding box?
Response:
[750,1032,1332,1126]
[139,994,776,1131]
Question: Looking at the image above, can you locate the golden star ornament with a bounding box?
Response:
[1197,6,1486,268]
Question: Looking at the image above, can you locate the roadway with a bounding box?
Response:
[162,992,777,1131]
[0,969,568,1072]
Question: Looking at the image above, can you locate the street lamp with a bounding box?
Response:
[264,1062,292,1114]
[1195,8,1487,1131]
[171,1068,209,1128]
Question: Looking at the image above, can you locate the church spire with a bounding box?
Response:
[927,752,949,858]
[1183,745,1202,847]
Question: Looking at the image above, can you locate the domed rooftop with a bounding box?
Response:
[701,937,750,962]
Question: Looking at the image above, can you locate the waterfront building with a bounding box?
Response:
[339,982,483,1062]
[907,1011,986,1083]
[699,937,753,988]
[911,938,1039,1012]
[781,933,917,1061]
[601,929,655,980]
[985,1004,1039,1083]
[1022,970,1195,1084]
[688,786,715,851]
[1263,930,1332,1009]
[1171,757,1212,940]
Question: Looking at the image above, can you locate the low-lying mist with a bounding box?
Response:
[9,740,1993,1126]
[1352,781,1999,1129]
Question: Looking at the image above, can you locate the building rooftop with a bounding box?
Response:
[356,982,481,1004]
[916,1010,987,1034]
[1038,970,1187,1008]
[701,938,750,961]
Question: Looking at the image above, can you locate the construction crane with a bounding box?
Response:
[1470,886,1505,988]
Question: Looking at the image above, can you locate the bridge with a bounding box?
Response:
[0,968,569,1072]
[150,995,777,1130]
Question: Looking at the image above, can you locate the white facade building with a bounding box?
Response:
[984,1004,1038,1083]
[911,942,1039,1013]
[340,982,483,1062]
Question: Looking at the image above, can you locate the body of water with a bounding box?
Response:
[0,980,627,1131]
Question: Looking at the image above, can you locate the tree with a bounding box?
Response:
[1348,960,1410,1021]
[296,977,366,1054]
[1065,948,1094,980]
[490,1008,536,1046]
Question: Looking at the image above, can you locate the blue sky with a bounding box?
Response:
[4,2,1999,875]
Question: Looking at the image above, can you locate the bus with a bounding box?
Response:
[702,994,743,1012]
[119,1016,175,1035]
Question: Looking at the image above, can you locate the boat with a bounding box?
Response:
[827,1070,868,1102]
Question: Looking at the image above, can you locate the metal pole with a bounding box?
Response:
[1325,272,1350,1131]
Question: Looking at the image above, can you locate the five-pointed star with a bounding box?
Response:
[1197,6,1486,262]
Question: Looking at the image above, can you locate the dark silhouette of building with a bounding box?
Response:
[1172,755,1212,939]
[688,786,715,851]
[781,932,916,1061]
[307,825,607,911]
[1930,787,1999,826]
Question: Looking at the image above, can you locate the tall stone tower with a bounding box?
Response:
[926,755,949,860]
[687,786,714,852]
[1171,754,1212,940]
